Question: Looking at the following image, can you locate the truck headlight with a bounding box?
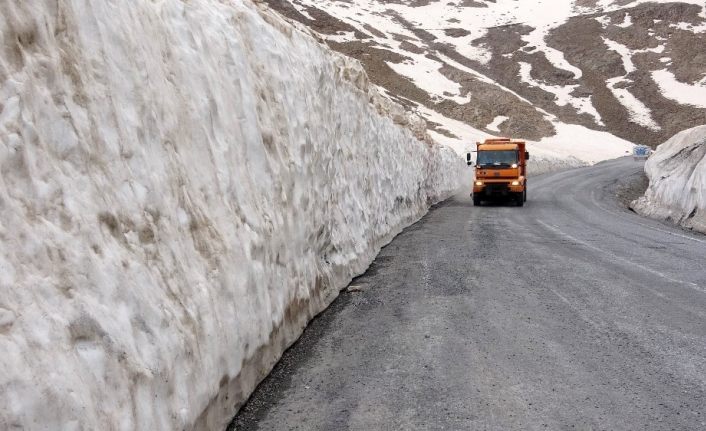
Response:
[511,163,518,168]
[511,181,520,186]
[475,181,483,186]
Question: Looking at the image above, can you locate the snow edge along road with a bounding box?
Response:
[0,1,464,430]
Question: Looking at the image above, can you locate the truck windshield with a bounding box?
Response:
[477,150,518,167]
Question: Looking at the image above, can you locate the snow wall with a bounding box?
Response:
[526,155,585,177]
[0,1,464,430]
[631,126,706,234]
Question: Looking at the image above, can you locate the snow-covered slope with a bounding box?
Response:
[265,0,706,163]
[632,125,706,233]
[0,1,463,430]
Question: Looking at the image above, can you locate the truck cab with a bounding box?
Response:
[467,138,529,206]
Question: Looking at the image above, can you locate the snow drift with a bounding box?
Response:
[0,1,463,430]
[631,126,706,234]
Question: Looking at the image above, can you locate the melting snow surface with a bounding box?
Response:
[632,126,706,233]
[532,123,635,165]
[651,70,706,108]
[602,37,663,131]
[616,14,634,28]
[517,62,603,125]
[387,56,471,104]
[414,103,633,168]
[0,1,463,430]
[486,116,509,133]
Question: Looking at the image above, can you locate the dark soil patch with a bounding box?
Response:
[612,168,649,208]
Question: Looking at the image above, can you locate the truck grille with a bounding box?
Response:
[485,184,509,195]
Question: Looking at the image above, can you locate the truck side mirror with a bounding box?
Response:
[466,153,474,166]
[525,151,530,160]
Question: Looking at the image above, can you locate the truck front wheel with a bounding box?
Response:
[516,192,524,207]
[473,195,481,206]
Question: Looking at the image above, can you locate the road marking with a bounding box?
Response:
[588,189,706,245]
[536,220,704,294]
[548,288,602,329]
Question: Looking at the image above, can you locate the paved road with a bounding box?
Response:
[230,158,706,430]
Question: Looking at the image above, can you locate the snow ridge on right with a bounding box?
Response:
[632,125,706,233]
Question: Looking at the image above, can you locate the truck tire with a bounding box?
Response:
[473,195,481,206]
[523,188,527,202]
[516,192,524,207]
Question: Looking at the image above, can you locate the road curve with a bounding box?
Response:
[230,157,706,430]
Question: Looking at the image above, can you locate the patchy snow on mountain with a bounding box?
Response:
[601,37,664,131]
[487,116,510,133]
[0,1,463,430]
[517,62,603,125]
[616,13,634,28]
[387,56,471,104]
[632,125,706,234]
[265,0,706,165]
[415,105,486,154]
[652,70,706,109]
[606,77,661,131]
[532,123,634,165]
[413,103,633,170]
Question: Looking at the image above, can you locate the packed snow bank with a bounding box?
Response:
[631,126,706,233]
[0,1,463,430]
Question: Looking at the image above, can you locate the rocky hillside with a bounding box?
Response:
[263,0,706,158]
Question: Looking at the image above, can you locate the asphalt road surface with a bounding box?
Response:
[230,158,706,430]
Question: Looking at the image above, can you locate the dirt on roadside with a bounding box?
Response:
[611,165,649,208]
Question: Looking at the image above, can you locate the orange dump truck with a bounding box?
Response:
[466,138,529,207]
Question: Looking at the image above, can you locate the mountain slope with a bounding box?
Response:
[264,0,706,161]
